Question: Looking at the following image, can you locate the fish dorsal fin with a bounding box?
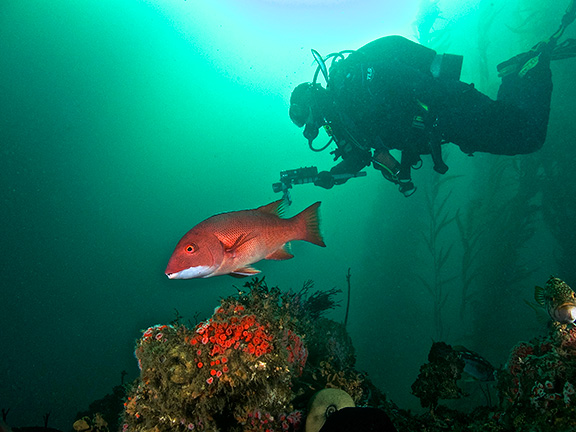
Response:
[257,199,285,217]
[534,285,546,306]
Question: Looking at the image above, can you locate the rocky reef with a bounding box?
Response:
[408,324,576,431]
[69,277,576,432]
[495,323,576,431]
[120,278,394,432]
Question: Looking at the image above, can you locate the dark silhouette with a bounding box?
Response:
[289,2,576,196]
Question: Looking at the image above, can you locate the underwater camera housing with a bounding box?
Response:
[272,166,319,194]
[272,166,366,204]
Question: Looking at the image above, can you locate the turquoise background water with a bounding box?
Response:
[1,0,575,428]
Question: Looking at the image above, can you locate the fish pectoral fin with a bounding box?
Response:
[230,266,261,277]
[265,245,294,260]
[223,233,256,257]
[534,285,546,306]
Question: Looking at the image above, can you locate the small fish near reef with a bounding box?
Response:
[430,342,497,381]
[453,345,497,382]
[165,200,325,279]
[535,276,576,324]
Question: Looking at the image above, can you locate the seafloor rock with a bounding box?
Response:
[495,323,576,431]
[77,277,576,432]
[120,278,393,432]
[405,324,576,432]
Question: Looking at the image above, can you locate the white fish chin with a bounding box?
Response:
[166,266,213,279]
[554,304,576,324]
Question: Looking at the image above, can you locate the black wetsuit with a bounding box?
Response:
[325,35,553,175]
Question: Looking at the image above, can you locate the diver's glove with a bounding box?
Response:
[398,179,417,197]
[314,171,335,189]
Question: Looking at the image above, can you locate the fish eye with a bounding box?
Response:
[185,243,198,254]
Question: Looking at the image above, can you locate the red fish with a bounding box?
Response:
[165,200,325,279]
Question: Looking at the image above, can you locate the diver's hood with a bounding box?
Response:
[289,82,316,127]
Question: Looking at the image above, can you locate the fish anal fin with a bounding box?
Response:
[257,199,285,217]
[535,285,546,306]
[229,273,249,279]
[230,266,261,277]
[265,245,294,260]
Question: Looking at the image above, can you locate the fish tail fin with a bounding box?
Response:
[294,201,326,247]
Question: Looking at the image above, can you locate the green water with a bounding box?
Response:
[1,0,575,428]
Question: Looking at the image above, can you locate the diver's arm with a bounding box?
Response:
[314,146,371,189]
[330,151,370,179]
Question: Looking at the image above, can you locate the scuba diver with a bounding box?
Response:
[289,2,576,196]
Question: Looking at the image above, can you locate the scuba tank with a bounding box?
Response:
[308,37,463,196]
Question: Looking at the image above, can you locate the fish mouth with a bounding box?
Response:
[165,266,213,279]
[555,303,576,323]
